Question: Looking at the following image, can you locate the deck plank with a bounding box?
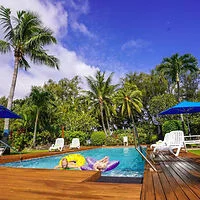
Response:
[160,162,190,200]
[143,168,155,200]
[158,172,177,200]
[152,172,166,200]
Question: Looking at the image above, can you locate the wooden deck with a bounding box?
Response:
[141,151,200,200]
[0,147,200,199]
[0,167,141,200]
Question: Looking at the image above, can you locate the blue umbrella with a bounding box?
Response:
[159,101,200,134]
[159,101,200,115]
[0,105,21,119]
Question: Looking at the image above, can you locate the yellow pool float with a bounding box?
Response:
[59,154,86,167]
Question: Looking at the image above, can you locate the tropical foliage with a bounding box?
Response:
[0,7,200,151]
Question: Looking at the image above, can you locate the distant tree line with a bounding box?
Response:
[0,6,199,150]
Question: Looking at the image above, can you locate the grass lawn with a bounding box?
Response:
[10,149,49,155]
[188,149,200,155]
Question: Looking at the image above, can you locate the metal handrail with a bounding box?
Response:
[0,140,22,160]
[135,146,157,172]
[133,129,157,172]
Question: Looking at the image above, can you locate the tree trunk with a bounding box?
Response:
[4,57,19,133]
[3,56,19,154]
[176,74,180,103]
[33,108,39,148]
[131,115,141,148]
[177,78,186,133]
[99,103,107,136]
[106,116,111,135]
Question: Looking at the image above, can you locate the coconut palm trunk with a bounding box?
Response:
[99,103,107,136]
[4,56,20,135]
[33,108,39,147]
[131,115,140,147]
[176,75,186,133]
[105,115,111,135]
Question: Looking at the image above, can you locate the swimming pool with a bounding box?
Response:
[0,147,146,177]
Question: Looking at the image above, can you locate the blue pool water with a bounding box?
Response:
[0,147,146,177]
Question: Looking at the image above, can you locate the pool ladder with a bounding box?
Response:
[136,146,157,172]
[0,140,22,160]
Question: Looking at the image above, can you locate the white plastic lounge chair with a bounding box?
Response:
[153,130,185,157]
[69,138,80,149]
[49,138,64,151]
[123,136,128,146]
[0,147,6,156]
[168,130,185,156]
[150,132,170,150]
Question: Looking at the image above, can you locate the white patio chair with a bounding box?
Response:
[69,138,80,149]
[153,130,185,157]
[49,138,64,151]
[123,136,128,146]
[0,147,6,156]
[150,132,170,150]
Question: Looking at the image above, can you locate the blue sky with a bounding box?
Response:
[63,0,200,73]
[0,0,199,98]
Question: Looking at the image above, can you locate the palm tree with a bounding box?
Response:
[0,6,59,138]
[115,82,143,146]
[156,53,199,133]
[156,53,198,102]
[85,71,118,135]
[29,86,52,147]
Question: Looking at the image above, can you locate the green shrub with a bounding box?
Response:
[162,120,182,134]
[65,131,88,145]
[11,131,33,151]
[105,136,118,146]
[36,131,52,145]
[90,131,106,146]
[150,134,158,143]
[138,133,148,144]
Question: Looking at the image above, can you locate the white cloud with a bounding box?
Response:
[0,0,68,37]
[67,0,95,38]
[0,0,99,99]
[122,39,151,51]
[71,21,95,38]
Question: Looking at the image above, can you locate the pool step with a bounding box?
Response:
[96,176,143,184]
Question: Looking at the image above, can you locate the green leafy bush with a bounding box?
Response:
[105,136,118,146]
[138,133,148,144]
[162,120,182,134]
[65,131,88,145]
[150,134,158,143]
[36,131,52,145]
[90,131,106,146]
[11,131,32,151]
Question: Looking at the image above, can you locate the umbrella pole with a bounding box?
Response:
[186,114,191,135]
[180,114,186,134]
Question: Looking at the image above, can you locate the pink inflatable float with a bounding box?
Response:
[81,157,120,172]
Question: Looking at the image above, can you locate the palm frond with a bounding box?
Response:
[26,30,57,49]
[18,56,31,70]
[28,48,59,69]
[0,6,14,42]
[0,40,11,53]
